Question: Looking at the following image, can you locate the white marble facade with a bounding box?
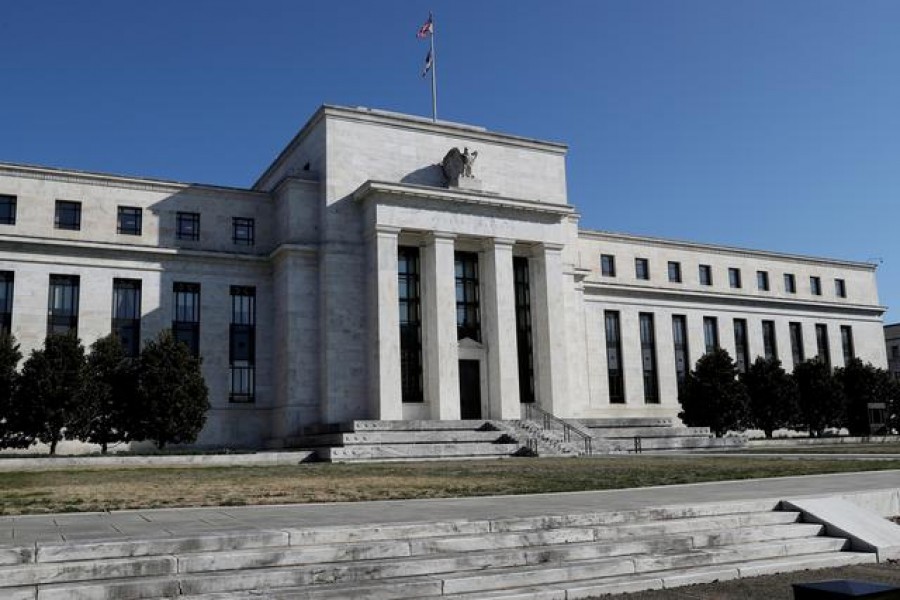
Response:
[0,106,888,447]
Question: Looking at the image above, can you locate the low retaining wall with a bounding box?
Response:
[0,450,317,472]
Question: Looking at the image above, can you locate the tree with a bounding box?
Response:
[837,358,899,436]
[69,334,139,454]
[134,330,209,449]
[793,359,844,437]
[15,334,86,455]
[679,349,749,437]
[742,357,798,438]
[0,334,24,449]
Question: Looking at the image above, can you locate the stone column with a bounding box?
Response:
[368,226,403,420]
[421,232,460,420]
[481,238,520,419]
[530,243,569,415]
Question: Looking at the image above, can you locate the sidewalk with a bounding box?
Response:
[2,469,898,546]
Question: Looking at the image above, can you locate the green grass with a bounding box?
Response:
[0,456,899,515]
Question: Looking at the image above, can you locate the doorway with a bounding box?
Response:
[458,360,482,419]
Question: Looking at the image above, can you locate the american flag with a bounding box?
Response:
[416,13,433,39]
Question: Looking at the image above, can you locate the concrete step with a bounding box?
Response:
[171,520,824,576]
[16,522,841,595]
[318,442,521,462]
[436,551,877,600]
[40,550,875,600]
[349,420,495,432]
[300,430,511,446]
[588,426,712,438]
[608,436,745,452]
[578,418,678,428]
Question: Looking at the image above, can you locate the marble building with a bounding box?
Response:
[0,105,887,447]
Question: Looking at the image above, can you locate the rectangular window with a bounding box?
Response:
[640,313,659,403]
[48,274,79,336]
[703,316,719,354]
[733,319,749,373]
[757,271,769,291]
[699,264,713,286]
[0,272,13,336]
[810,276,822,296]
[0,195,16,225]
[117,206,142,235]
[667,261,682,283]
[176,212,200,241]
[514,257,535,404]
[230,286,256,403]
[455,252,480,342]
[762,320,778,361]
[729,268,742,289]
[601,254,616,277]
[815,323,830,368]
[173,282,200,356]
[399,247,423,403]
[605,311,624,403]
[840,325,854,364]
[54,200,81,231]
[672,315,689,385]
[232,217,255,246]
[112,279,141,358]
[835,278,846,298]
[790,322,805,366]
[635,258,649,280]
[784,273,796,293]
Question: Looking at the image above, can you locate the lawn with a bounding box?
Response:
[1,456,899,515]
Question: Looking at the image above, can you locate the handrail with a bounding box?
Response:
[521,403,593,456]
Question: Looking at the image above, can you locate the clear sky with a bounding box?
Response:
[2,1,899,321]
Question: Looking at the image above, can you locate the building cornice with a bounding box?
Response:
[579,229,878,271]
[583,280,886,316]
[253,104,568,191]
[0,234,269,264]
[352,180,574,218]
[0,162,267,200]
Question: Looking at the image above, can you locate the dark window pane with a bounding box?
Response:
[112,279,141,357]
[54,201,81,230]
[48,274,79,336]
[605,311,624,403]
[601,254,616,277]
[455,252,480,342]
[0,195,16,225]
[514,257,535,404]
[117,207,142,235]
[233,217,255,246]
[176,212,200,241]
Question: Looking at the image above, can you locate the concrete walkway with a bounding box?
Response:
[2,470,898,546]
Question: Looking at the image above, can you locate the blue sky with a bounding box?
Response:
[2,1,899,321]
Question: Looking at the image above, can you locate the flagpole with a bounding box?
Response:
[430,15,437,122]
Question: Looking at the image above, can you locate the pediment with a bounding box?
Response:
[458,337,483,350]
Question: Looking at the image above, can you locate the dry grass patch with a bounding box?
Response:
[1,456,899,515]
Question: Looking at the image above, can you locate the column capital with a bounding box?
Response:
[532,242,565,256]
[366,225,401,242]
[425,231,457,244]
[483,237,516,250]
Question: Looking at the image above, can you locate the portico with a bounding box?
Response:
[356,180,575,423]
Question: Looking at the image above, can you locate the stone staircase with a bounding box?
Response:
[581,417,746,452]
[0,500,878,599]
[288,420,524,462]
[284,417,744,462]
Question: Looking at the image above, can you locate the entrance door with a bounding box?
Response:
[458,360,482,419]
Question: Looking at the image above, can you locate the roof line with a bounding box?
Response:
[579,228,879,270]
